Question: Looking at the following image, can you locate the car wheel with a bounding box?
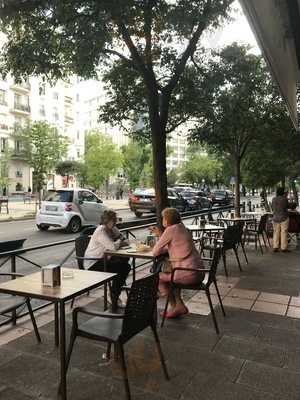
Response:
[134,211,143,218]
[66,217,81,233]
[37,224,49,231]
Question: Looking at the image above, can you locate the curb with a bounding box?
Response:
[0,214,36,223]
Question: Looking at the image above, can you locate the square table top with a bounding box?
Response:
[105,246,156,260]
[0,268,115,302]
[185,224,225,231]
[219,217,254,222]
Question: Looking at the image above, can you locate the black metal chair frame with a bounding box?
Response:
[245,214,270,254]
[0,272,41,343]
[63,273,169,400]
[220,225,243,276]
[160,247,225,334]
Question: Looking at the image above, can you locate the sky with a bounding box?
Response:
[204,0,260,53]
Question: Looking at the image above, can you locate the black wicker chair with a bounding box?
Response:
[161,247,225,334]
[64,273,169,400]
[0,272,41,343]
[221,225,243,276]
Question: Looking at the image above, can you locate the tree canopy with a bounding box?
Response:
[0,0,234,222]
[85,130,122,189]
[190,43,284,215]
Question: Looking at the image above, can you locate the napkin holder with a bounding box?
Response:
[42,264,61,287]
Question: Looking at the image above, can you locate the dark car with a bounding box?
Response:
[210,190,231,206]
[128,188,186,218]
[180,190,212,210]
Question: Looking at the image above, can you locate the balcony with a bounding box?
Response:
[0,101,8,107]
[11,103,31,115]
[10,80,31,93]
[0,124,9,131]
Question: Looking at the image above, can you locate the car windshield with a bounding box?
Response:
[133,188,155,196]
[181,192,195,198]
[44,190,73,202]
[213,191,226,196]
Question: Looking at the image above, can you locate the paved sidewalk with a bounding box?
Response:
[2,244,300,399]
[0,199,129,222]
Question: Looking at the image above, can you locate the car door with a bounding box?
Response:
[77,190,105,224]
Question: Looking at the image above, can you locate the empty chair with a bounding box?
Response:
[0,272,41,343]
[64,273,169,400]
[220,225,243,276]
[161,247,225,334]
[245,214,270,254]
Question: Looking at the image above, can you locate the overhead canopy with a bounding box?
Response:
[240,0,300,128]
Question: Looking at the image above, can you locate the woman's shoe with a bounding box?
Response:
[164,307,189,319]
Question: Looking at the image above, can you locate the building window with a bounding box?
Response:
[15,139,21,153]
[77,150,80,158]
[53,92,59,100]
[53,107,59,121]
[77,131,80,140]
[39,105,45,116]
[39,83,46,96]
[1,138,7,152]
[0,90,6,106]
[76,93,80,102]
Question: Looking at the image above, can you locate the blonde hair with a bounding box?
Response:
[162,207,181,225]
[100,209,117,225]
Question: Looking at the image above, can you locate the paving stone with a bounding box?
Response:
[0,346,22,367]
[284,349,300,372]
[214,335,285,367]
[256,325,300,350]
[0,387,41,400]
[238,360,300,399]
[181,373,279,400]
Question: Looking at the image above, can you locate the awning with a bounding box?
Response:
[240,0,300,128]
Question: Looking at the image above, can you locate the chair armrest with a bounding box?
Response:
[73,306,124,320]
[0,272,24,277]
[202,257,213,261]
[171,267,207,280]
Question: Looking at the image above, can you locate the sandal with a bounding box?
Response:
[164,307,189,319]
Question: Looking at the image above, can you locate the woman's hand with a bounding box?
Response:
[148,225,161,236]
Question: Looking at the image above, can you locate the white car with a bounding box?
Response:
[36,188,107,233]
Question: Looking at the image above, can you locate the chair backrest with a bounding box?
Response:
[121,273,159,343]
[208,212,214,222]
[257,214,268,233]
[75,235,91,270]
[0,239,26,255]
[207,247,222,286]
[223,225,239,249]
[288,213,300,233]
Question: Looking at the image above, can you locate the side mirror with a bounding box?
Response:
[78,200,83,205]
[97,198,103,203]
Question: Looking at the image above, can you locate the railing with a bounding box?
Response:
[0,205,233,327]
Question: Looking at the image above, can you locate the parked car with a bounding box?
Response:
[36,188,107,233]
[128,188,186,217]
[210,189,231,206]
[179,190,212,210]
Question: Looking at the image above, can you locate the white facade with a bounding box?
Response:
[74,79,129,148]
[0,73,81,193]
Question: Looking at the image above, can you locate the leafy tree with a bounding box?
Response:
[167,168,179,186]
[190,43,278,216]
[55,160,83,186]
[121,142,151,189]
[180,154,223,186]
[85,130,122,192]
[19,121,68,205]
[0,148,11,194]
[0,0,233,223]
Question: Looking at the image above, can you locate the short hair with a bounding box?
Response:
[162,207,181,225]
[100,209,117,225]
[276,187,285,196]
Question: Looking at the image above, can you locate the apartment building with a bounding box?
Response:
[0,75,80,194]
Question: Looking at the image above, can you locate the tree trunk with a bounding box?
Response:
[105,179,109,200]
[281,177,285,188]
[234,156,241,217]
[262,186,270,211]
[291,179,299,205]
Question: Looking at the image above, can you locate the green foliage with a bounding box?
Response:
[0,0,234,219]
[0,147,11,190]
[180,154,223,186]
[19,121,68,191]
[121,142,151,189]
[85,130,122,188]
[167,168,179,186]
[55,160,82,177]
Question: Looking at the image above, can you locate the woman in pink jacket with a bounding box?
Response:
[150,208,204,318]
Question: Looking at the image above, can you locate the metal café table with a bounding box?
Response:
[104,246,157,309]
[219,217,254,226]
[0,268,115,400]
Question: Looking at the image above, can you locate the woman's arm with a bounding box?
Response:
[152,226,172,256]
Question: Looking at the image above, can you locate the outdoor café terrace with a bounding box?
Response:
[1,211,300,400]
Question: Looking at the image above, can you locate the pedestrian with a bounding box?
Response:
[119,187,123,199]
[272,187,289,252]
